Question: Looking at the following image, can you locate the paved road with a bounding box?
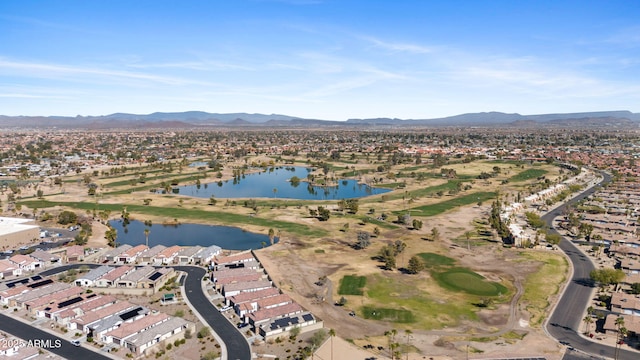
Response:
[174,266,251,360]
[1,264,250,360]
[544,173,639,359]
[0,313,112,360]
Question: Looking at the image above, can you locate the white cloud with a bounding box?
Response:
[0,58,217,87]
[361,36,435,54]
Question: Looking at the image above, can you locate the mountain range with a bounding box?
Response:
[0,110,638,129]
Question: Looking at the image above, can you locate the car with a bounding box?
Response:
[348,311,356,317]
[219,306,232,312]
[70,340,80,347]
[237,322,249,329]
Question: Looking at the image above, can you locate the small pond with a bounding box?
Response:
[169,166,390,200]
[109,220,274,250]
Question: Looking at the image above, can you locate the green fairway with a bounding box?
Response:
[432,268,508,296]
[18,199,325,237]
[400,191,496,217]
[338,275,367,295]
[508,169,548,182]
[417,253,456,268]
[362,274,478,328]
[361,306,415,323]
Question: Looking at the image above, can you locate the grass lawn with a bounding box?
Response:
[431,268,508,296]
[508,169,548,182]
[361,306,415,323]
[338,275,367,295]
[362,274,478,329]
[417,253,456,268]
[399,191,496,217]
[517,251,568,327]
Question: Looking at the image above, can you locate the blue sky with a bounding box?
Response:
[1,0,639,120]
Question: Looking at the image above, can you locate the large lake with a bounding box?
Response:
[172,166,390,200]
[109,220,274,250]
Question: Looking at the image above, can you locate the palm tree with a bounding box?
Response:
[273,187,278,198]
[268,228,275,245]
[404,329,413,360]
[328,328,335,360]
[583,315,594,334]
[144,228,150,247]
[615,316,626,360]
[385,329,397,359]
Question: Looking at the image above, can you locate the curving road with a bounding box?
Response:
[544,172,638,359]
[174,266,251,360]
[1,264,250,360]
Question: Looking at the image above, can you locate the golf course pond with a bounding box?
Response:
[168,166,390,200]
[109,219,275,250]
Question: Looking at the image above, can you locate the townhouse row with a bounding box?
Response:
[211,250,322,340]
[100,244,221,266]
[0,275,193,356]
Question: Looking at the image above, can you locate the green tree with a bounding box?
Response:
[268,228,275,245]
[412,219,423,230]
[373,227,381,237]
[430,227,440,241]
[317,206,331,221]
[583,315,594,334]
[546,232,561,245]
[57,210,78,225]
[590,268,625,287]
[407,256,425,274]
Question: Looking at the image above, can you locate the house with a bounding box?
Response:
[13,282,71,308]
[69,300,138,332]
[52,295,118,325]
[0,284,30,305]
[75,265,114,287]
[65,245,85,262]
[621,258,640,275]
[116,244,149,264]
[100,245,132,263]
[215,273,265,291]
[25,285,84,313]
[237,293,293,317]
[94,265,134,288]
[137,245,166,265]
[137,267,174,291]
[604,313,640,337]
[222,280,272,298]
[194,245,222,265]
[611,292,640,316]
[29,250,61,266]
[258,312,320,340]
[102,312,170,344]
[227,287,280,308]
[8,254,42,272]
[175,246,203,265]
[87,305,150,340]
[0,259,22,279]
[246,302,303,329]
[214,251,255,269]
[212,267,263,283]
[120,317,193,355]
[153,246,182,265]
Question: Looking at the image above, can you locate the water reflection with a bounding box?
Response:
[166,166,389,200]
[109,220,274,250]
